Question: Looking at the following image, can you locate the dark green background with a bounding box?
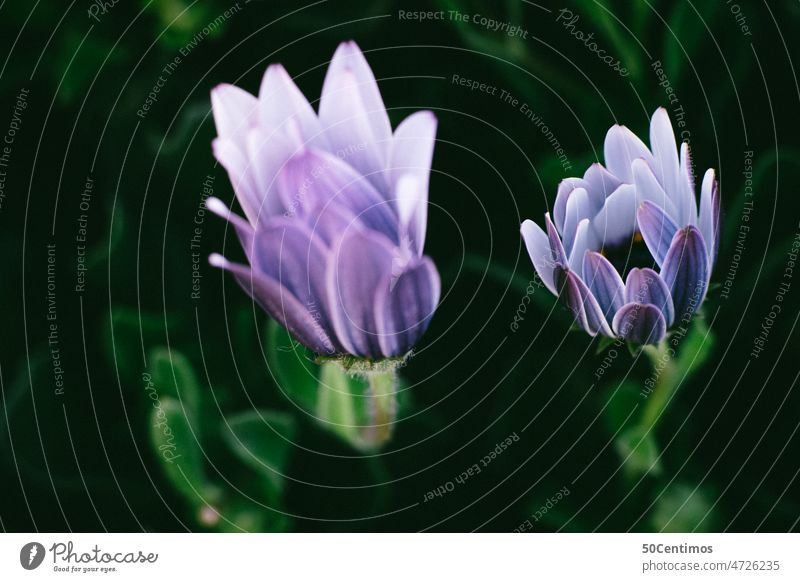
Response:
[1,0,798,532]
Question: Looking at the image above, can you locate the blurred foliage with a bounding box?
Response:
[0,0,798,533]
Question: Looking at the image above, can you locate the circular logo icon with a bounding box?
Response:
[20,542,45,570]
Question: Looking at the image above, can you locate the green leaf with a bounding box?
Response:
[266,320,319,412]
[221,409,297,496]
[147,347,202,420]
[149,396,207,506]
[651,482,715,532]
[615,425,663,480]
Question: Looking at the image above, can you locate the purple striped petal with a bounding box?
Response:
[553,177,589,234]
[591,183,637,247]
[521,219,558,294]
[604,124,654,183]
[661,226,709,322]
[244,127,296,218]
[699,168,719,264]
[633,158,678,221]
[390,111,437,255]
[250,217,341,350]
[583,251,625,325]
[637,200,678,267]
[545,213,568,267]
[209,254,336,355]
[327,227,396,358]
[625,268,674,327]
[612,302,667,345]
[258,64,327,149]
[555,266,614,337]
[276,148,398,243]
[649,108,681,212]
[319,42,392,191]
[375,256,440,357]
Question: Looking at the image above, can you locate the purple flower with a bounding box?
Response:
[208,41,440,359]
[521,108,720,345]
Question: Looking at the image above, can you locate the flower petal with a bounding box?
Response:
[555,266,614,337]
[209,254,337,355]
[679,142,698,226]
[258,64,327,149]
[625,267,674,327]
[583,162,622,205]
[553,177,589,234]
[375,256,440,357]
[212,137,261,225]
[604,124,654,183]
[389,111,436,254]
[637,200,678,267]
[591,183,637,247]
[250,217,341,350]
[661,226,709,322]
[649,107,681,212]
[206,197,255,258]
[562,187,592,256]
[276,148,398,242]
[612,302,667,345]
[210,84,258,150]
[319,42,392,191]
[244,127,296,218]
[633,158,678,221]
[582,251,625,326]
[327,227,396,358]
[698,168,719,264]
[544,212,568,267]
[568,218,595,272]
[521,219,558,294]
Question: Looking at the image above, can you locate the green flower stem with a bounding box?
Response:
[363,368,398,448]
[639,340,678,431]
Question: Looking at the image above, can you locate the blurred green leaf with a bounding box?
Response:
[663,0,719,86]
[221,409,296,496]
[148,347,202,420]
[616,425,663,480]
[651,482,715,532]
[149,396,208,507]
